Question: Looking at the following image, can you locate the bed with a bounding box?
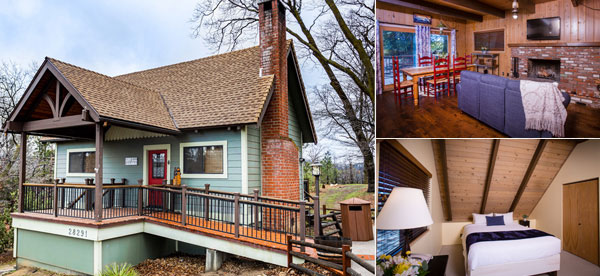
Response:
[461,222,561,276]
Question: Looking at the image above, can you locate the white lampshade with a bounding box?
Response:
[377,187,433,230]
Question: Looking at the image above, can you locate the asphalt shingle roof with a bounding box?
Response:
[48,42,285,131]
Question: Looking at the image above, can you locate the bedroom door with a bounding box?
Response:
[563,179,599,265]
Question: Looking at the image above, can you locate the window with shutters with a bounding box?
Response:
[474,29,504,51]
[377,141,431,257]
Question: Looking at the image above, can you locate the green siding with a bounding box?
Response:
[247,125,261,193]
[102,233,176,267]
[288,93,304,197]
[56,129,243,192]
[17,229,94,275]
[178,241,207,255]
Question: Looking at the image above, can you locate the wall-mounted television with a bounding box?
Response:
[527,17,560,40]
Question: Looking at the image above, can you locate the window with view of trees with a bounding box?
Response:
[380,27,451,89]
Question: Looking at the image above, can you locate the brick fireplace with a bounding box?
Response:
[511,46,600,108]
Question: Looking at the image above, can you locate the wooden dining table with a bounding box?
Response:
[401,64,476,105]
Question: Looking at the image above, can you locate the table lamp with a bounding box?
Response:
[377,187,433,257]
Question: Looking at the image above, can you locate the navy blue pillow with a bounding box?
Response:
[486,216,505,226]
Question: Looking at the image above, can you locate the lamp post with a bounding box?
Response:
[311,163,322,197]
[377,187,433,257]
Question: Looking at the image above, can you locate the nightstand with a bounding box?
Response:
[519,220,530,228]
[427,255,449,276]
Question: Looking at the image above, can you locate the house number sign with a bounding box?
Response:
[68,227,88,238]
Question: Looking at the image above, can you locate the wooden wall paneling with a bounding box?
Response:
[445,140,492,220]
[509,140,548,217]
[465,0,600,77]
[514,140,577,218]
[485,139,538,213]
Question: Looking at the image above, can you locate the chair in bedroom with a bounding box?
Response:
[392,56,413,100]
[425,57,449,98]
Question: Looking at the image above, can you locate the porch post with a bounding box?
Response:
[94,123,104,221]
[18,132,27,213]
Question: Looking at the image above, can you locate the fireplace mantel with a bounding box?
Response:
[508,42,600,47]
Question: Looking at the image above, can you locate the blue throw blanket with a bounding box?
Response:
[466,229,553,254]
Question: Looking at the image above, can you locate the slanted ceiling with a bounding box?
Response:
[432,139,578,221]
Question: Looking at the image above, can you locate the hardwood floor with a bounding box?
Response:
[376,92,600,138]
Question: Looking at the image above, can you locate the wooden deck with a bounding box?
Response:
[13,209,317,257]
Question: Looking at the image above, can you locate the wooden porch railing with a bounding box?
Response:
[286,235,375,276]
[21,183,320,246]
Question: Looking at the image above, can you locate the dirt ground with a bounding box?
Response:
[0,253,335,276]
[312,184,374,210]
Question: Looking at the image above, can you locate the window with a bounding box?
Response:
[377,141,431,257]
[431,34,448,58]
[474,29,504,51]
[180,141,227,178]
[382,29,416,86]
[66,148,96,177]
[152,152,166,178]
[379,25,453,91]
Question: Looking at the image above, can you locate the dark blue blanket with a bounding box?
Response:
[466,229,553,254]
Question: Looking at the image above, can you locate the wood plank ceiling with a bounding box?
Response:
[432,139,578,221]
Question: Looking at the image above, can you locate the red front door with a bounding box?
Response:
[148,150,167,207]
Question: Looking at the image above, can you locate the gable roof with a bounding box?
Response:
[115,46,276,130]
[48,58,178,131]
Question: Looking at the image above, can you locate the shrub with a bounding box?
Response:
[100,263,139,276]
[0,191,17,252]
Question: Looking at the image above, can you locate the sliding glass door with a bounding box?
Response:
[380,26,416,91]
[379,25,452,92]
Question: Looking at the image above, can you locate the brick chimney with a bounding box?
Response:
[258,0,299,201]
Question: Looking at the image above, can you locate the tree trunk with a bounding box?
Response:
[360,143,375,193]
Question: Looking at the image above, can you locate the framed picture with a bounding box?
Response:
[413,13,432,24]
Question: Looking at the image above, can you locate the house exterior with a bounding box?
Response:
[3,1,318,274]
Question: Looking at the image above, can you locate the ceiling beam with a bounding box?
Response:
[377,0,483,22]
[480,140,500,214]
[439,140,452,221]
[442,0,505,18]
[509,140,548,212]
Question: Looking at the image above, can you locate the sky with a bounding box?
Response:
[0,0,362,163]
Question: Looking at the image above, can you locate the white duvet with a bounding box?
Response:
[461,223,561,272]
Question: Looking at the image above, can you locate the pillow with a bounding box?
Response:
[494,212,514,225]
[486,216,505,226]
[472,213,493,225]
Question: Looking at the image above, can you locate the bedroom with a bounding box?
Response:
[376,139,600,276]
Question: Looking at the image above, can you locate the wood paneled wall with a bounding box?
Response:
[377,8,467,58]
[466,0,600,76]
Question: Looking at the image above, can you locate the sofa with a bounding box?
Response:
[456,71,570,138]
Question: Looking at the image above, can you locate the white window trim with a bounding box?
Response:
[143,144,171,186]
[180,141,228,179]
[65,148,96,177]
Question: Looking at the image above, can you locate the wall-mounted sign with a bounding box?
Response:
[125,157,138,166]
[413,13,432,24]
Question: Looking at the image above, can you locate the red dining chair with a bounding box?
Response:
[393,56,413,99]
[418,54,433,93]
[425,57,449,98]
[450,56,467,95]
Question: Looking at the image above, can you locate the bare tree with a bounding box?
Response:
[191,0,375,192]
[1,61,53,199]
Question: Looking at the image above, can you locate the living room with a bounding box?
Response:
[376,0,600,138]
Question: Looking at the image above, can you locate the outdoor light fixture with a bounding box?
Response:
[512,0,519,19]
[311,163,322,176]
